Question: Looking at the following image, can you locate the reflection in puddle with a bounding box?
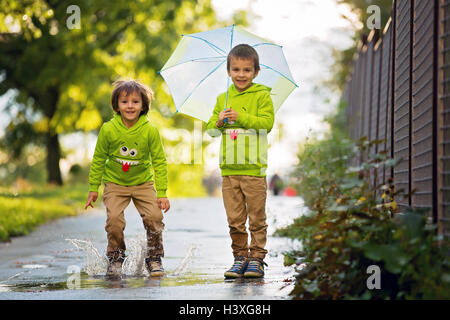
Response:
[22,264,48,269]
[0,272,224,292]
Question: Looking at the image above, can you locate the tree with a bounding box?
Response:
[0,0,220,185]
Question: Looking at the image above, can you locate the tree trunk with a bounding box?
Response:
[46,132,63,186]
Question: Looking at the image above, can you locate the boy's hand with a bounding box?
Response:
[84,191,98,210]
[223,108,238,122]
[216,119,224,128]
[157,197,170,213]
[217,109,238,127]
[218,109,226,121]
[217,109,228,127]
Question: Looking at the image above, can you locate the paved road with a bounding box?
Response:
[0,196,304,300]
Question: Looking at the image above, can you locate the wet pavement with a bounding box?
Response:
[0,196,305,300]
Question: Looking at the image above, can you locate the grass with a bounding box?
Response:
[0,183,93,242]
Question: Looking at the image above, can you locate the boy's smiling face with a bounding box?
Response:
[118,90,143,127]
[227,57,259,92]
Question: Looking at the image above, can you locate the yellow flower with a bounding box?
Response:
[355,197,366,205]
[390,201,397,211]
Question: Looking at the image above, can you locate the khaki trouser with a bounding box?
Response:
[222,176,268,260]
[102,181,164,261]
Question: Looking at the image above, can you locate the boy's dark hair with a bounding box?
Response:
[227,44,260,72]
[111,79,154,115]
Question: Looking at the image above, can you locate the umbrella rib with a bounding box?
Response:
[183,35,227,55]
[160,56,226,72]
[178,60,226,114]
[252,42,282,48]
[260,63,299,87]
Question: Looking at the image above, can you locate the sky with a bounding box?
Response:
[1,0,359,180]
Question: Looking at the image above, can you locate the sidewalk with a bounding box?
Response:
[0,196,303,300]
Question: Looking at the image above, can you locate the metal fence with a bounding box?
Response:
[341,0,449,239]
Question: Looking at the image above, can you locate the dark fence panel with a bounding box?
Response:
[371,38,382,189]
[342,0,447,237]
[359,47,368,162]
[393,0,412,209]
[412,0,435,213]
[378,20,394,189]
[364,38,375,146]
[440,0,450,238]
[355,49,365,149]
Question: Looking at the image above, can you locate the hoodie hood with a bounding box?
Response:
[228,83,271,97]
[111,114,149,133]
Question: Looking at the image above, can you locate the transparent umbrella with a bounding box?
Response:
[159,24,298,122]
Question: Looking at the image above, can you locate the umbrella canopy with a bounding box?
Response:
[159,25,298,122]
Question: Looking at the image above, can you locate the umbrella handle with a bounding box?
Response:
[223,76,234,124]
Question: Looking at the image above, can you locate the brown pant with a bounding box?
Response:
[103,181,164,260]
[222,176,268,260]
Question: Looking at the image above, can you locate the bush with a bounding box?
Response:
[277,107,450,299]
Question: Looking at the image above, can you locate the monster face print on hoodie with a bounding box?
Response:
[116,139,141,172]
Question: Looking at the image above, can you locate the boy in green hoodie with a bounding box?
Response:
[85,79,170,278]
[206,44,274,278]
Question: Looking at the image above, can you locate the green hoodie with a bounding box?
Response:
[206,83,274,177]
[88,114,168,197]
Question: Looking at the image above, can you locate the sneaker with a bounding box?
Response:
[244,258,267,278]
[145,256,165,277]
[224,256,248,278]
[106,259,123,279]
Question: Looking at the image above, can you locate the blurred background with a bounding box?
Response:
[0,0,391,198]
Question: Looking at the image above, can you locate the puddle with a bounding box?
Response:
[0,272,224,293]
[0,237,220,293]
[0,284,12,292]
[0,237,209,291]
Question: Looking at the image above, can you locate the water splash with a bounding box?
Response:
[66,238,108,276]
[122,235,148,276]
[172,244,196,276]
[66,236,151,276]
[66,238,197,278]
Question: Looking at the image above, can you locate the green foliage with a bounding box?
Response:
[290,101,353,210]
[167,164,207,198]
[0,183,89,242]
[277,105,450,300]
